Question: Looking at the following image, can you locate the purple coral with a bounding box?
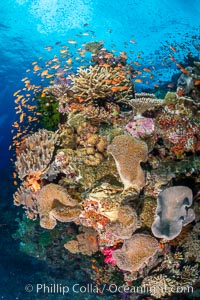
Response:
[125,117,155,139]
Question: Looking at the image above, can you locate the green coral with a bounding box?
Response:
[36,94,60,130]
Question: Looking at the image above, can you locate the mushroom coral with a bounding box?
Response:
[36,183,81,229]
[151,186,195,240]
[107,135,148,191]
[112,233,158,273]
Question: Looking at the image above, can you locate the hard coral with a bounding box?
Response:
[15,129,58,180]
[141,274,178,299]
[76,121,108,166]
[130,93,163,117]
[68,65,113,102]
[107,135,148,191]
[112,234,158,273]
[181,223,200,262]
[151,186,195,240]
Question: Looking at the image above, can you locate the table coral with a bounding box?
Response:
[107,135,148,191]
[130,92,163,117]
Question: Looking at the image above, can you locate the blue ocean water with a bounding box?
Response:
[0,0,199,299]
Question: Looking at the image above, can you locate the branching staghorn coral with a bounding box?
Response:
[15,129,58,181]
[151,186,195,240]
[107,135,148,191]
[68,65,113,102]
[68,65,134,104]
[46,83,73,98]
[141,274,178,299]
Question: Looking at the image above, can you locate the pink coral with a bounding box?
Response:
[125,117,155,139]
[102,247,117,265]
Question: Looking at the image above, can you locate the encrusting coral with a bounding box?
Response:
[151,186,195,240]
[107,135,148,191]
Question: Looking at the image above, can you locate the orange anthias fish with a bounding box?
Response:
[41,70,48,76]
[135,78,142,83]
[170,45,177,52]
[143,68,151,73]
[194,79,200,86]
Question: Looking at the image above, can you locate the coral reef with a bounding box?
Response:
[12,44,200,299]
[151,186,195,240]
[107,135,148,191]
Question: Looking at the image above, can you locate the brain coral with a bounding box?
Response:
[151,186,195,240]
[107,135,148,191]
[112,233,158,273]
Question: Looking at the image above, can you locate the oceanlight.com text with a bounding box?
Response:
[24,283,194,296]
